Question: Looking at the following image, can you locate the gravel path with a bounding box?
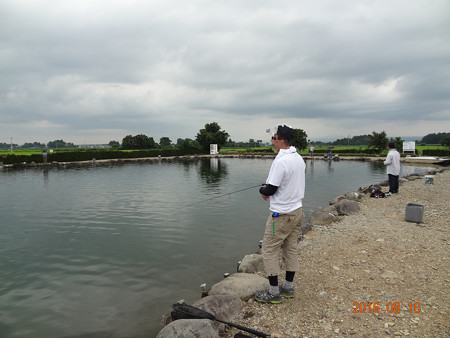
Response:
[224,168,449,337]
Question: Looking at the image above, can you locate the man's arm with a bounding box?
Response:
[384,153,392,165]
[260,184,278,196]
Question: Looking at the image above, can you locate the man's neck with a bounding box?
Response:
[276,145,290,153]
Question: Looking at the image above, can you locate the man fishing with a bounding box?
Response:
[384,142,401,194]
[256,124,306,303]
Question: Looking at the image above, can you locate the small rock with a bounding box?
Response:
[425,296,436,305]
[381,270,399,280]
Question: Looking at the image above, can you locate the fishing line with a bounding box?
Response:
[180,184,262,209]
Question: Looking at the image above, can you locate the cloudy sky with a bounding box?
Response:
[1,0,449,146]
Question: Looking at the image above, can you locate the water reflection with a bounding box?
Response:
[327,159,334,171]
[368,160,386,171]
[43,167,49,184]
[198,158,228,185]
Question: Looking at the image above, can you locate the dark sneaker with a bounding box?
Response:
[255,290,282,304]
[280,285,294,298]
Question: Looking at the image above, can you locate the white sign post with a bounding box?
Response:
[403,141,415,153]
[210,144,218,155]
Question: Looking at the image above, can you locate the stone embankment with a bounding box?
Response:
[157,167,449,337]
[0,153,395,171]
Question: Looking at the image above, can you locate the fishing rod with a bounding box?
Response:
[171,303,272,337]
[180,184,262,209]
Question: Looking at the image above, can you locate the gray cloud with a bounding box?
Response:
[1,0,449,145]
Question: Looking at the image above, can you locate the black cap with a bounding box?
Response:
[277,125,293,142]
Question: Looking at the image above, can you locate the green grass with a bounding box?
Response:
[416,145,445,152]
[2,145,447,157]
[219,147,274,154]
[0,147,118,155]
[221,145,448,156]
[0,149,39,155]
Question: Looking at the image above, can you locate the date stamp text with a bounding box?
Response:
[353,302,421,314]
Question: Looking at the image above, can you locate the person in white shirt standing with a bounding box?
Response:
[255,125,306,304]
[384,142,401,194]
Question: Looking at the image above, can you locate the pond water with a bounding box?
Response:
[0,157,434,337]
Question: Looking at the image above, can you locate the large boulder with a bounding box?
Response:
[309,210,338,225]
[208,273,269,301]
[192,295,243,323]
[404,173,422,181]
[321,205,338,216]
[334,199,360,215]
[156,319,219,338]
[309,205,338,225]
[329,195,345,205]
[238,254,264,273]
[345,191,362,201]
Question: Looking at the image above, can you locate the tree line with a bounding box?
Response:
[1,127,448,152]
[1,122,308,152]
[310,132,450,148]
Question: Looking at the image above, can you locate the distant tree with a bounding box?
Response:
[291,128,308,151]
[121,134,156,150]
[441,135,450,148]
[248,139,257,147]
[178,138,198,152]
[22,142,46,148]
[368,131,388,154]
[224,138,236,147]
[109,140,120,147]
[421,132,450,144]
[47,139,68,148]
[159,137,172,148]
[311,140,327,146]
[176,138,197,149]
[121,135,134,149]
[393,137,403,152]
[196,122,230,152]
[331,134,371,146]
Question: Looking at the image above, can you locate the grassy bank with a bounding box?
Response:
[220,145,449,156]
[0,148,203,165]
[1,145,448,165]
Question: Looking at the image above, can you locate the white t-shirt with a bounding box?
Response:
[266,146,306,213]
[384,149,401,176]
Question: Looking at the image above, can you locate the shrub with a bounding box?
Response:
[0,148,204,165]
[422,149,450,156]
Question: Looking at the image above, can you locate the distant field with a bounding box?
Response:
[1,145,447,156]
[221,145,447,155]
[312,145,446,155]
[0,149,38,155]
[219,147,273,154]
[0,148,127,155]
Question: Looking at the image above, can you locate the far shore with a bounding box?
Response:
[3,153,447,172]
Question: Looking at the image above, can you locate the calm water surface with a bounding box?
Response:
[0,158,434,337]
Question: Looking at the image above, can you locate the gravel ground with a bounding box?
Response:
[224,168,449,337]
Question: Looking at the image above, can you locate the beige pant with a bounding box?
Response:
[262,207,304,277]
